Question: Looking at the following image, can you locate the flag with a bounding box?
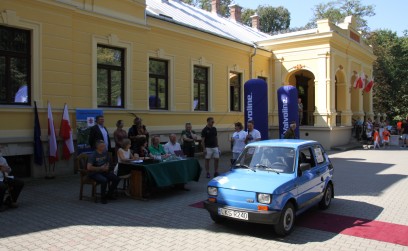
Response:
[364,79,374,92]
[48,102,58,163]
[360,72,366,89]
[353,73,360,88]
[60,104,75,159]
[34,102,44,166]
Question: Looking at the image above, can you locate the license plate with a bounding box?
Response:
[218,208,249,220]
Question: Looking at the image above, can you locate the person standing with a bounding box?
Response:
[89,115,111,151]
[298,98,304,125]
[0,151,24,212]
[128,116,149,152]
[373,128,380,149]
[87,140,120,204]
[181,123,197,158]
[231,122,247,164]
[284,121,297,139]
[245,120,261,144]
[113,120,127,156]
[201,117,219,178]
[382,127,391,149]
[400,119,408,148]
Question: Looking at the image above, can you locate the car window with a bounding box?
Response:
[313,145,326,165]
[298,147,316,168]
[235,146,295,173]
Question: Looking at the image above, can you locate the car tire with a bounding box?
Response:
[274,202,295,236]
[319,183,333,210]
[210,213,226,224]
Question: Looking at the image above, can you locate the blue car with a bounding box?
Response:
[204,139,334,236]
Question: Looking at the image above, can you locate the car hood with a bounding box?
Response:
[208,169,295,194]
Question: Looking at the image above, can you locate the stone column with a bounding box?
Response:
[271,57,283,126]
[314,52,331,127]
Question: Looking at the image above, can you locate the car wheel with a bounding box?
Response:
[319,183,333,210]
[274,202,295,236]
[210,213,226,224]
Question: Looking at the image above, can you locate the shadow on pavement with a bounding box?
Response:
[329,157,407,196]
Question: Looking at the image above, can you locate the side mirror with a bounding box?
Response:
[299,163,311,172]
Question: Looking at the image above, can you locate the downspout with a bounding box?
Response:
[249,43,257,79]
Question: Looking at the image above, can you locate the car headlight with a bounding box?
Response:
[208,186,218,196]
[257,193,271,204]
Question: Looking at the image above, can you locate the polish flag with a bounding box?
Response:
[353,73,360,88]
[48,102,58,163]
[360,72,366,89]
[60,104,74,159]
[364,79,374,92]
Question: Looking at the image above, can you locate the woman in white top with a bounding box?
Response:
[231,122,247,164]
[115,138,138,176]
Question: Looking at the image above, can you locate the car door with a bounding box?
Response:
[311,144,331,196]
[295,146,320,209]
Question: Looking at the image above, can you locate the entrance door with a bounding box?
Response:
[296,74,310,125]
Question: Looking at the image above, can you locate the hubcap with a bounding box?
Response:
[283,208,294,231]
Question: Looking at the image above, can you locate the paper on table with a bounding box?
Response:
[131,160,143,163]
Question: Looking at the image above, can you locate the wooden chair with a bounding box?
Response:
[75,153,99,202]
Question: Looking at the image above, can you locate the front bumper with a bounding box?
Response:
[204,200,281,225]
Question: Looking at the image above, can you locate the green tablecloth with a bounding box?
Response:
[124,158,202,187]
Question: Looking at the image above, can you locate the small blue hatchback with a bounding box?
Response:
[204,139,334,236]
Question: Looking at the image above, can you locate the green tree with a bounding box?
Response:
[366,30,408,119]
[307,0,375,34]
[181,0,232,17]
[241,5,291,33]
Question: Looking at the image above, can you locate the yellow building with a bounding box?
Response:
[0,0,375,178]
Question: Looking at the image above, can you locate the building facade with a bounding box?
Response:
[0,0,375,178]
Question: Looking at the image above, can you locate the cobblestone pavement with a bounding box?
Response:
[1,147,408,251]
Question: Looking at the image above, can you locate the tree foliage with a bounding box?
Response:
[307,0,375,34]
[367,30,408,120]
[241,5,290,33]
[180,0,232,17]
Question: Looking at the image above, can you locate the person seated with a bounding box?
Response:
[87,140,120,204]
[164,134,182,155]
[0,152,24,212]
[115,138,139,176]
[136,137,153,160]
[148,136,170,159]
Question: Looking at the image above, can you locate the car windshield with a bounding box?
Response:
[234,146,295,174]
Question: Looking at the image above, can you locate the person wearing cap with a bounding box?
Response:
[284,121,297,139]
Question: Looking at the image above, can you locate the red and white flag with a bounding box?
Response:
[48,102,58,163]
[354,73,364,89]
[60,104,74,159]
[364,78,374,92]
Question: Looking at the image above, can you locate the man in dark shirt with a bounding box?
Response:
[401,119,408,148]
[201,117,219,178]
[89,115,111,151]
[87,140,120,204]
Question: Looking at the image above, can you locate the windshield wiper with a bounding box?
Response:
[235,163,256,172]
[255,164,281,174]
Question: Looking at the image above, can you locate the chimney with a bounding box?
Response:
[250,13,260,30]
[229,4,242,23]
[211,0,220,15]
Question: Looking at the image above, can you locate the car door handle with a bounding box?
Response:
[321,176,324,182]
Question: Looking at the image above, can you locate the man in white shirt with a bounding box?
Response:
[245,120,262,144]
[164,134,182,155]
[0,152,24,212]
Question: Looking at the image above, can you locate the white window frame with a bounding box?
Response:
[227,65,245,112]
[191,57,213,112]
[147,49,175,111]
[92,34,132,109]
[0,10,42,107]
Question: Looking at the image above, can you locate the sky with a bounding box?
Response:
[234,0,406,36]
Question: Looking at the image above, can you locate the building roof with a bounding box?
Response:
[146,0,272,45]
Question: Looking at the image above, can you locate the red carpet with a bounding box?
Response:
[190,201,408,246]
[297,212,408,246]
